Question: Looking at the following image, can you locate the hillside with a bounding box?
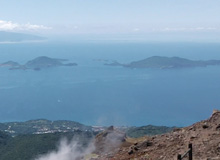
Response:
[0,31,45,42]
[3,115,220,159]
[0,119,176,160]
[105,56,220,69]
[0,56,77,70]
[25,56,77,69]
[0,119,92,136]
[126,125,175,138]
[0,119,173,138]
[0,131,94,160]
[91,110,220,160]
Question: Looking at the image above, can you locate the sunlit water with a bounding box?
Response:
[0,41,220,126]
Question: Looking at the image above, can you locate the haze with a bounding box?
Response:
[0,0,220,42]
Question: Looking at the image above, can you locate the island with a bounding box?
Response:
[0,56,77,70]
[105,56,220,69]
[0,31,46,43]
[0,61,21,67]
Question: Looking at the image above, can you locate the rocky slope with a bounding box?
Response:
[91,110,220,160]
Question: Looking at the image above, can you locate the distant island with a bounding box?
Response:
[105,56,220,69]
[0,31,46,43]
[0,56,77,70]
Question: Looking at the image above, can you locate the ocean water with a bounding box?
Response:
[0,41,220,127]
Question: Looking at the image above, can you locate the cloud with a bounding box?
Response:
[22,23,51,30]
[0,20,51,31]
[0,20,18,31]
[133,28,140,32]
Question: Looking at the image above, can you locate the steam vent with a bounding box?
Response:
[89,110,220,160]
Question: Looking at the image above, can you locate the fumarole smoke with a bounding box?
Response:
[35,138,95,160]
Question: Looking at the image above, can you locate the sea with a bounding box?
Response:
[0,41,220,127]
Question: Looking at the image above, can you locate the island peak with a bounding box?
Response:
[106,56,220,69]
[0,56,77,70]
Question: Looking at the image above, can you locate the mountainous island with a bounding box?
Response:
[0,56,77,70]
[0,31,46,43]
[105,56,220,69]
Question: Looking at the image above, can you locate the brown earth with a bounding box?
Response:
[90,110,220,160]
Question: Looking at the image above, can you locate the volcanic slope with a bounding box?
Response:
[91,110,220,160]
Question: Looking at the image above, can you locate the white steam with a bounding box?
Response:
[35,128,125,160]
[35,138,95,160]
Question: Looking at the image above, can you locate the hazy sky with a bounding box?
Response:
[0,0,220,41]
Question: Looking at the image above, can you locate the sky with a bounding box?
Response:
[0,0,220,41]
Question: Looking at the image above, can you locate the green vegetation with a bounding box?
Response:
[0,130,94,160]
[126,125,175,138]
[0,119,92,136]
[0,119,177,159]
[0,131,11,147]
